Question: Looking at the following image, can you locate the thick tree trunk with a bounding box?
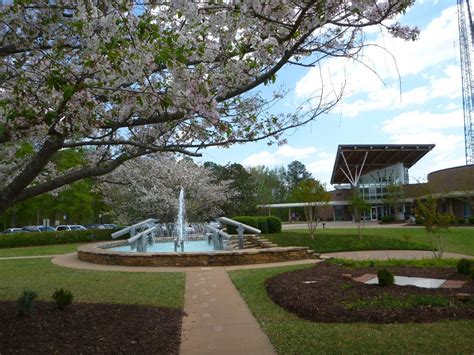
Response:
[0,133,64,214]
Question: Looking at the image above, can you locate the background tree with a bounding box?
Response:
[382,183,405,221]
[0,149,108,228]
[0,1,418,213]
[100,155,234,224]
[414,196,455,258]
[349,190,371,239]
[285,161,313,193]
[249,166,287,204]
[204,162,257,217]
[291,178,330,239]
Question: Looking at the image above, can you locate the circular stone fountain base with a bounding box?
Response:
[77,241,315,267]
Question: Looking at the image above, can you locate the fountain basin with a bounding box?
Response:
[77,240,315,267]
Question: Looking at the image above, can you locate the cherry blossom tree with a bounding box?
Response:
[0,0,419,213]
[98,154,235,224]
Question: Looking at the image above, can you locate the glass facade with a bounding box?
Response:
[358,163,407,201]
[356,163,408,220]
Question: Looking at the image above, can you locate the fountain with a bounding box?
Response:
[174,187,186,252]
[77,188,315,266]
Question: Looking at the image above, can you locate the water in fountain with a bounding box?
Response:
[175,187,186,251]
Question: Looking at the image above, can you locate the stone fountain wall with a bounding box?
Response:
[77,241,316,267]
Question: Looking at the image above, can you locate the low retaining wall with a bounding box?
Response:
[77,241,315,267]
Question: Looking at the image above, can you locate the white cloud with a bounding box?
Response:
[382,109,466,181]
[381,110,464,134]
[241,151,281,166]
[241,145,317,167]
[294,6,460,117]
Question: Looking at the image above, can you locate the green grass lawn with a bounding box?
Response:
[0,259,184,308]
[268,227,474,255]
[0,243,87,257]
[229,265,474,354]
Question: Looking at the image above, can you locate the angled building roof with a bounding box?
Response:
[330,144,434,185]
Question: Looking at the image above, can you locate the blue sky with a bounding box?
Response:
[198,1,465,187]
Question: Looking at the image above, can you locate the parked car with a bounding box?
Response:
[38,226,55,232]
[2,228,23,234]
[21,226,42,233]
[21,225,56,233]
[103,223,118,229]
[84,224,107,230]
[55,225,87,231]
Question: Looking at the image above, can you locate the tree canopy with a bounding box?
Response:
[99,154,234,224]
[0,1,418,213]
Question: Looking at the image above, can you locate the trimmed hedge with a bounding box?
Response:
[381,216,396,223]
[257,217,269,234]
[469,217,474,225]
[0,229,120,249]
[225,216,281,234]
[267,216,282,233]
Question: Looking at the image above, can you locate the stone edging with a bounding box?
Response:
[77,241,315,267]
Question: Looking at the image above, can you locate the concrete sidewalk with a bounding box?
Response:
[180,268,275,355]
[322,250,474,260]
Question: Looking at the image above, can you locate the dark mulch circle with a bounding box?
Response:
[0,301,183,354]
[265,262,474,324]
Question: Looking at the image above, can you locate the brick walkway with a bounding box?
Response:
[180,268,275,355]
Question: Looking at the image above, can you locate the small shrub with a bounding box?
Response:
[52,288,74,310]
[469,217,474,225]
[17,290,38,316]
[266,216,282,233]
[381,216,395,223]
[457,258,472,275]
[377,269,394,287]
[457,218,465,224]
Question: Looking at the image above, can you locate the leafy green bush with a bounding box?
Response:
[377,269,394,286]
[457,218,466,224]
[17,290,38,317]
[447,214,457,224]
[52,288,74,310]
[266,216,282,233]
[469,217,474,225]
[257,217,268,234]
[381,216,395,223]
[457,258,472,275]
[0,229,119,249]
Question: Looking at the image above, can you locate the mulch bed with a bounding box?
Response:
[266,262,474,323]
[0,302,183,354]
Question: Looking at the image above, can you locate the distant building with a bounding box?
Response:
[259,144,474,222]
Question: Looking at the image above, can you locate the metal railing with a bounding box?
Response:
[217,217,261,249]
[111,218,158,252]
